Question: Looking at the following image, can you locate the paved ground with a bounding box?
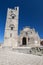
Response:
[0,48,42,65]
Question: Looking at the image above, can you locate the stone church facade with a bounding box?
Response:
[3,7,40,48]
[18,27,40,47]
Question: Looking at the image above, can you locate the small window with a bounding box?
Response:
[26,32,28,35]
[12,16,14,19]
[40,41,43,46]
[11,27,13,30]
[10,33,12,37]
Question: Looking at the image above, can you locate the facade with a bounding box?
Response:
[3,7,40,48]
[18,27,40,47]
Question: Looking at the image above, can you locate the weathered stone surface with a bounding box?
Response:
[4,7,19,47]
[0,48,42,65]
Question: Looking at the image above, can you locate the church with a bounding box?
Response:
[3,7,41,48]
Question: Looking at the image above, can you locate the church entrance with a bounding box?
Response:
[22,37,26,45]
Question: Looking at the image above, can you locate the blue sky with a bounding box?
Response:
[0,0,43,43]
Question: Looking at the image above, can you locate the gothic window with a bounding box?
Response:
[9,24,15,31]
[40,41,43,46]
[11,27,13,30]
[12,15,15,19]
[11,14,16,19]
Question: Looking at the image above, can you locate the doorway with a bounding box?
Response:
[22,37,26,45]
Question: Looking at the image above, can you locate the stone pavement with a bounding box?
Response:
[0,48,42,65]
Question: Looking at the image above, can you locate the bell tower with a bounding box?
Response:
[4,7,19,47]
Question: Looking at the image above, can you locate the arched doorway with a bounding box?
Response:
[22,37,26,45]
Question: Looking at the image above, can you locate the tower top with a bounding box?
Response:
[8,6,19,11]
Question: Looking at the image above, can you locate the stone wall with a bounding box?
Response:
[12,47,43,56]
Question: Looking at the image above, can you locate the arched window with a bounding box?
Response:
[40,41,43,46]
[9,24,15,30]
[11,27,13,30]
